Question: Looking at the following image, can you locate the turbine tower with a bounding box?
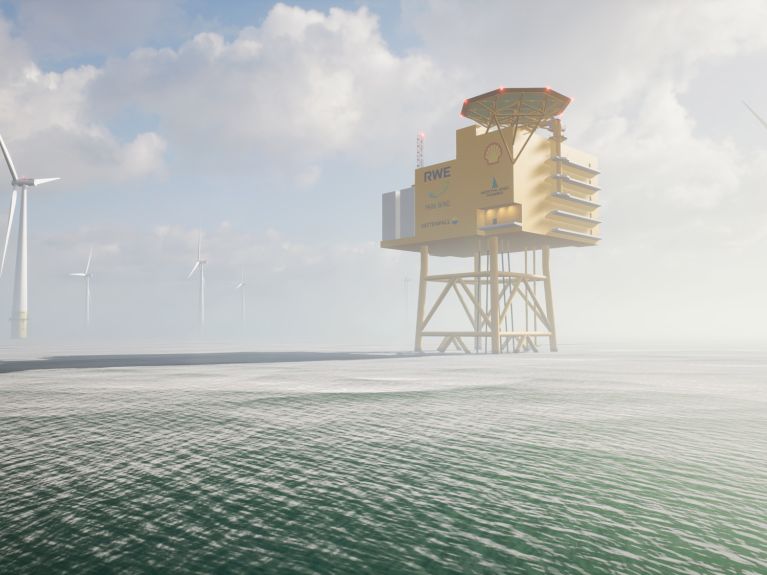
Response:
[69,248,93,328]
[0,132,59,339]
[187,233,206,331]
[235,271,246,325]
[743,101,767,130]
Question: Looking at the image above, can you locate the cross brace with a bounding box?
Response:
[414,243,558,354]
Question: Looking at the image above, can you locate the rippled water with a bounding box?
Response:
[1,350,765,574]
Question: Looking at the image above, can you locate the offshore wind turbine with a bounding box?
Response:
[743,101,767,131]
[69,248,93,328]
[0,132,59,338]
[235,271,246,325]
[187,234,206,331]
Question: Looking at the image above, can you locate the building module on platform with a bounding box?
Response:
[381,87,600,354]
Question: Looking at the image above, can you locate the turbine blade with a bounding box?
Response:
[85,247,93,275]
[69,272,86,277]
[31,177,60,186]
[0,187,18,277]
[743,101,767,131]
[235,282,243,289]
[187,261,200,279]
[0,133,19,182]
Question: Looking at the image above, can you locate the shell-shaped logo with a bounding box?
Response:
[484,142,503,165]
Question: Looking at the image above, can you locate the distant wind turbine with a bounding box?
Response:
[235,271,246,325]
[187,233,206,331]
[0,132,60,338]
[69,248,93,327]
[743,101,767,131]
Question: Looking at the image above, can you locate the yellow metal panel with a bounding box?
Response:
[382,111,600,255]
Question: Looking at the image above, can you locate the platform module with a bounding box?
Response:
[381,88,600,354]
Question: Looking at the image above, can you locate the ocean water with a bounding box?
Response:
[1,349,765,574]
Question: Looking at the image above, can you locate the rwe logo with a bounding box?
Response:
[423,166,452,182]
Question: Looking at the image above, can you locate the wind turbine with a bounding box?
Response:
[187,233,206,331]
[743,101,767,131]
[235,271,246,325]
[0,132,59,338]
[69,248,93,328]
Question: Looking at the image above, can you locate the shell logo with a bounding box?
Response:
[484,142,503,165]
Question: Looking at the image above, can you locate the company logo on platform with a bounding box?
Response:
[484,142,502,165]
[423,165,451,182]
[428,182,449,199]
[420,216,459,229]
[481,176,508,197]
[426,182,451,210]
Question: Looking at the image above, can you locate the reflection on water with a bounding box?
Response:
[1,351,765,574]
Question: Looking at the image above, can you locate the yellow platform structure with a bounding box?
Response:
[381,87,600,353]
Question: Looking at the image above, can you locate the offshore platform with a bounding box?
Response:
[381,87,600,354]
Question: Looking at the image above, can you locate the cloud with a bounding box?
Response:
[88,3,452,181]
[602,82,745,211]
[2,3,452,189]
[0,16,167,188]
[120,132,167,179]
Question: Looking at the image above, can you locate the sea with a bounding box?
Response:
[1,347,765,574]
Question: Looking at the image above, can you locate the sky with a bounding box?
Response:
[0,0,765,348]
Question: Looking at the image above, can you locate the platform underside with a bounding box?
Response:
[381,231,597,257]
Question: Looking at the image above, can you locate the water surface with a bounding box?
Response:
[1,350,765,574]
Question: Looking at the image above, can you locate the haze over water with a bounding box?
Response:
[1,349,765,574]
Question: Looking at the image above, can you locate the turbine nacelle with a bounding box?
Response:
[235,271,246,324]
[0,131,60,282]
[13,177,60,187]
[69,247,93,278]
[0,132,59,188]
[235,271,246,290]
[187,259,207,279]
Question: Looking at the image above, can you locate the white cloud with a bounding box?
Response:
[603,82,745,210]
[120,132,167,179]
[88,3,451,178]
[0,16,167,188]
